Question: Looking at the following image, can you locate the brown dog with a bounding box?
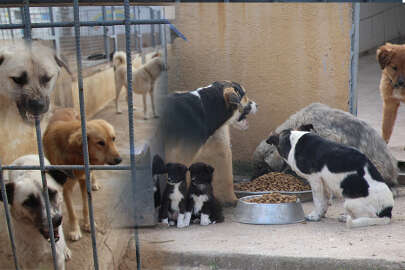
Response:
[43,108,122,241]
[377,43,405,143]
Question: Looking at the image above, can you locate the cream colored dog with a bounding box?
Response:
[0,40,70,122]
[113,51,165,119]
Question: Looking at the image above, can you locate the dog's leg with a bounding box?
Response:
[177,198,188,228]
[306,176,328,221]
[184,195,194,227]
[115,78,124,114]
[200,204,212,226]
[79,180,97,232]
[91,172,101,191]
[344,200,390,228]
[150,90,158,119]
[382,99,400,143]
[159,194,170,226]
[63,180,82,241]
[142,93,148,120]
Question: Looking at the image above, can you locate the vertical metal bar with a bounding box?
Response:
[124,1,141,269]
[162,7,168,70]
[132,6,138,52]
[0,161,20,270]
[7,8,14,39]
[149,8,155,48]
[34,117,59,270]
[102,6,110,60]
[73,1,99,269]
[22,0,31,42]
[157,10,162,47]
[48,7,57,51]
[349,3,360,116]
[111,6,117,53]
[138,7,145,64]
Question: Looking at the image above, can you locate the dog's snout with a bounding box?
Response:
[27,97,47,115]
[52,214,63,228]
[113,157,122,165]
[398,78,405,86]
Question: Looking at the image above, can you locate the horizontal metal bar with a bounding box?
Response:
[0,19,170,30]
[0,1,173,7]
[2,165,139,170]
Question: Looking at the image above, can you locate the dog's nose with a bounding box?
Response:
[27,98,47,114]
[398,79,405,86]
[52,214,63,228]
[114,157,122,164]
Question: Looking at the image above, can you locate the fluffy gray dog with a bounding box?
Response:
[253,103,398,187]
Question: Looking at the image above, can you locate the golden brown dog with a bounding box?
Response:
[113,51,165,119]
[43,108,122,241]
[377,43,405,143]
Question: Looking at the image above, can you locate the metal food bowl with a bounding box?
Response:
[233,194,305,225]
[235,190,313,202]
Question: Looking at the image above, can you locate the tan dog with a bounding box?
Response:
[113,51,165,119]
[43,108,122,241]
[159,81,257,205]
[377,43,405,143]
[0,40,70,122]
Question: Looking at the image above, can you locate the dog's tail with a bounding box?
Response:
[346,216,391,228]
[113,51,127,70]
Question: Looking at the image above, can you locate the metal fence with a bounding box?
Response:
[0,1,170,269]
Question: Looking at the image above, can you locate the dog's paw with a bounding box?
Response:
[346,216,353,228]
[169,220,175,226]
[83,222,97,232]
[69,229,82,241]
[64,247,72,261]
[305,212,321,222]
[200,214,211,226]
[160,218,170,227]
[116,109,123,114]
[92,182,101,191]
[338,214,347,223]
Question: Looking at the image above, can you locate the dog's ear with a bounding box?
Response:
[205,164,215,175]
[0,183,15,205]
[54,54,72,76]
[152,154,167,175]
[46,169,73,186]
[297,124,314,132]
[68,129,83,147]
[266,133,279,145]
[377,44,394,70]
[224,87,241,108]
[151,52,161,58]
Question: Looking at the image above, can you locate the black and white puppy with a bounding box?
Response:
[266,125,394,228]
[159,162,188,228]
[184,162,224,226]
[152,154,166,209]
[1,155,71,270]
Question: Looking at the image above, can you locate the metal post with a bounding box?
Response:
[73,1,99,269]
[132,5,138,52]
[124,1,141,269]
[138,7,145,64]
[0,160,20,270]
[162,7,168,70]
[48,7,58,54]
[22,1,31,42]
[111,6,117,54]
[149,8,155,49]
[7,8,14,39]
[102,6,110,61]
[157,10,162,47]
[349,3,360,116]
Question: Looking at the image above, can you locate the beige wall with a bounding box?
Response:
[168,3,353,162]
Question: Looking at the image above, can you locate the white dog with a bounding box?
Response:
[113,51,165,119]
[0,40,70,122]
[266,125,394,228]
[1,155,71,269]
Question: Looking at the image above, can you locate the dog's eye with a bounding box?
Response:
[10,72,28,85]
[98,141,105,146]
[392,66,398,71]
[40,75,52,85]
[112,137,116,142]
[48,189,57,201]
[23,194,40,209]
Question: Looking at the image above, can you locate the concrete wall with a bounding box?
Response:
[359,3,405,53]
[168,3,353,162]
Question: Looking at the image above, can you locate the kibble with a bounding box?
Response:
[235,172,311,192]
[245,193,297,204]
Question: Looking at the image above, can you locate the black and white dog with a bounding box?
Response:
[152,154,166,209]
[266,125,394,228]
[0,155,71,269]
[159,162,188,228]
[184,162,224,226]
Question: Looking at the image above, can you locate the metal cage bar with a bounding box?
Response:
[0,2,170,269]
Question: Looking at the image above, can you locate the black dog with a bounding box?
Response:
[152,154,166,209]
[159,162,188,228]
[184,162,224,226]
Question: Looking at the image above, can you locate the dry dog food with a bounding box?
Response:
[235,172,311,192]
[245,193,297,204]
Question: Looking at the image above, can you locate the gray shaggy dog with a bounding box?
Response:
[253,103,398,187]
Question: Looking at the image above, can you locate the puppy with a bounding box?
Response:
[184,162,224,226]
[159,162,188,228]
[43,108,122,241]
[152,154,165,209]
[0,40,70,122]
[1,155,71,269]
[159,81,257,204]
[377,43,405,143]
[113,51,164,119]
[266,125,394,228]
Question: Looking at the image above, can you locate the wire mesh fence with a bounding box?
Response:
[0,1,171,269]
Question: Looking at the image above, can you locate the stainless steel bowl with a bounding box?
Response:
[233,195,305,225]
[235,190,313,202]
